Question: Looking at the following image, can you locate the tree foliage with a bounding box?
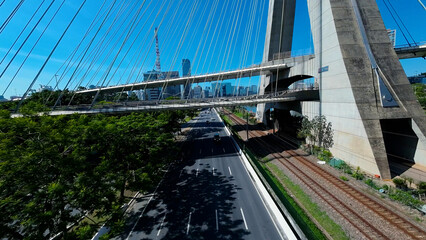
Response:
[412,83,426,109]
[297,115,334,150]
[0,110,186,239]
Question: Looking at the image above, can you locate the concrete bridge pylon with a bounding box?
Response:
[258,0,426,179]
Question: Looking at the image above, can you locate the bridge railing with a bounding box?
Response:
[273,49,315,60]
[55,88,319,112]
[394,41,426,50]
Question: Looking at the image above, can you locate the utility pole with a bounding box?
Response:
[246,111,249,141]
[154,27,161,73]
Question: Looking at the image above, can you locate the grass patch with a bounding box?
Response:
[340,176,349,181]
[220,114,233,127]
[266,163,348,240]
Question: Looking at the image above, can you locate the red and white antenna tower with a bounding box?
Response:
[154,27,161,72]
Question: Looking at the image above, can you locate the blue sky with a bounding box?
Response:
[0,0,425,99]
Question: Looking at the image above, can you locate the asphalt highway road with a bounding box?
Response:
[114,109,286,240]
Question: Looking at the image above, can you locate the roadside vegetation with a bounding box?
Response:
[0,98,194,239]
[322,155,426,212]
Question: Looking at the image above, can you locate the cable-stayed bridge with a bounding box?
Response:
[1,0,426,188]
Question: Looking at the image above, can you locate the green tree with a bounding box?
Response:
[0,110,187,239]
[297,115,334,152]
[412,83,426,109]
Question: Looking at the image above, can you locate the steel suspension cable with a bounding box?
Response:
[186,0,219,100]
[90,0,154,107]
[0,0,24,34]
[219,0,244,98]
[120,0,183,101]
[0,0,55,80]
[382,0,412,46]
[126,0,188,103]
[78,1,139,89]
[106,0,167,92]
[0,0,45,66]
[2,0,65,97]
[71,1,134,91]
[236,0,258,97]
[52,0,118,109]
[44,0,109,90]
[158,0,199,101]
[45,0,112,107]
[211,0,239,100]
[385,0,417,45]
[273,0,287,98]
[16,0,87,112]
[66,0,133,106]
[161,0,207,101]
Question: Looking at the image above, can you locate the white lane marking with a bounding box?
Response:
[240,208,248,230]
[212,167,215,176]
[215,209,219,231]
[179,169,184,178]
[196,160,200,177]
[211,148,214,153]
[186,212,192,235]
[228,166,232,176]
[157,213,167,236]
[125,195,153,240]
[125,165,171,240]
[223,148,225,153]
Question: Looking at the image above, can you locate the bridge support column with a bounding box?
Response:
[259,0,426,179]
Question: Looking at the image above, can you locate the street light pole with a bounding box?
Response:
[246,111,249,141]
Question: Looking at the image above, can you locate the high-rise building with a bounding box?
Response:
[211,82,222,97]
[193,85,202,99]
[182,59,191,99]
[204,87,210,98]
[163,71,181,99]
[143,71,161,100]
[250,85,258,95]
[223,83,232,96]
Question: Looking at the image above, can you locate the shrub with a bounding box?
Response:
[393,178,406,189]
[365,179,380,190]
[340,176,348,181]
[318,150,332,162]
[418,181,426,190]
[388,188,423,208]
[352,167,364,180]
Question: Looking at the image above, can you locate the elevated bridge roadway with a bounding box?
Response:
[13,89,318,117]
[394,42,426,59]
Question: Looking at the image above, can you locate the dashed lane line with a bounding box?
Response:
[186,211,192,235]
[156,213,167,236]
[240,208,248,230]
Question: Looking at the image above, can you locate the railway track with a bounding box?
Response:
[221,109,426,239]
[285,150,426,240]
